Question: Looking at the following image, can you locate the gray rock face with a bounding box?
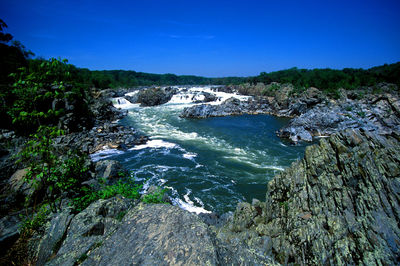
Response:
[225,129,400,265]
[94,160,124,181]
[81,204,218,266]
[137,87,177,106]
[45,197,133,266]
[181,97,275,118]
[53,122,148,154]
[0,211,22,257]
[278,94,400,143]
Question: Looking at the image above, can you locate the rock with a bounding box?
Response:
[226,129,400,264]
[278,93,400,142]
[0,212,22,258]
[193,91,217,103]
[136,87,177,106]
[274,84,293,108]
[8,168,34,198]
[181,97,274,118]
[35,209,74,265]
[94,160,124,181]
[46,197,134,266]
[89,96,125,125]
[81,204,219,266]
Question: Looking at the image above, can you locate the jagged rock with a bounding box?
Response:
[89,96,125,125]
[0,211,23,258]
[81,204,218,266]
[46,197,134,266]
[8,168,34,198]
[278,94,400,142]
[136,87,177,106]
[35,209,74,265]
[227,129,400,265]
[181,97,274,118]
[94,160,124,181]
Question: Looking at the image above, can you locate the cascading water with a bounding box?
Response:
[94,86,309,214]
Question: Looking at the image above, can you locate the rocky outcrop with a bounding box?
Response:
[40,196,135,266]
[180,97,275,118]
[180,86,325,119]
[94,160,124,181]
[82,204,218,265]
[137,87,178,106]
[221,129,400,265]
[89,95,126,125]
[278,93,400,143]
[53,122,148,154]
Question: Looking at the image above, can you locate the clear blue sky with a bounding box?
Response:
[1,0,400,77]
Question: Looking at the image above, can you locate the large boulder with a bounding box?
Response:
[81,204,219,265]
[94,160,124,181]
[45,197,134,266]
[136,87,177,106]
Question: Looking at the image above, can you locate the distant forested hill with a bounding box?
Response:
[66,62,400,90]
[250,63,400,91]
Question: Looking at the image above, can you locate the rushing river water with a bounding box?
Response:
[93,87,309,214]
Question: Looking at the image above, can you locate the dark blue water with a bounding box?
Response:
[97,101,309,214]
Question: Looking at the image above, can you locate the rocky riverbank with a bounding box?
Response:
[0,89,151,264]
[180,83,400,143]
[5,129,398,265]
[1,85,400,265]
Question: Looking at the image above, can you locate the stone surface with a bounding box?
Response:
[278,94,400,143]
[46,197,134,266]
[82,204,219,266]
[35,209,74,265]
[94,160,124,181]
[224,129,400,265]
[137,87,177,106]
[0,211,22,257]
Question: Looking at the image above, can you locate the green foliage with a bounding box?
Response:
[71,178,142,213]
[253,63,400,92]
[17,125,90,212]
[19,204,49,236]
[142,187,168,204]
[357,111,366,118]
[261,83,280,96]
[8,58,70,133]
[116,210,127,222]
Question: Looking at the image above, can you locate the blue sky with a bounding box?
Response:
[1,0,400,77]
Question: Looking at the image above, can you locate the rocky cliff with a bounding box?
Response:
[221,129,400,265]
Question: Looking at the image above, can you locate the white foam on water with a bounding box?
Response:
[164,185,212,214]
[194,196,206,208]
[183,189,195,205]
[112,97,137,109]
[125,90,139,97]
[164,85,250,106]
[183,152,197,160]
[261,165,285,171]
[129,139,178,150]
[172,197,212,214]
[223,156,285,171]
[90,148,125,162]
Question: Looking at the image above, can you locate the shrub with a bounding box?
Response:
[71,178,142,213]
[142,187,168,204]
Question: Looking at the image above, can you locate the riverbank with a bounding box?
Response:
[1,84,399,265]
[180,83,400,143]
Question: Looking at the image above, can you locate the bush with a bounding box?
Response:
[71,178,142,213]
[142,187,168,204]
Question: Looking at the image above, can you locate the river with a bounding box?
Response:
[92,86,309,214]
